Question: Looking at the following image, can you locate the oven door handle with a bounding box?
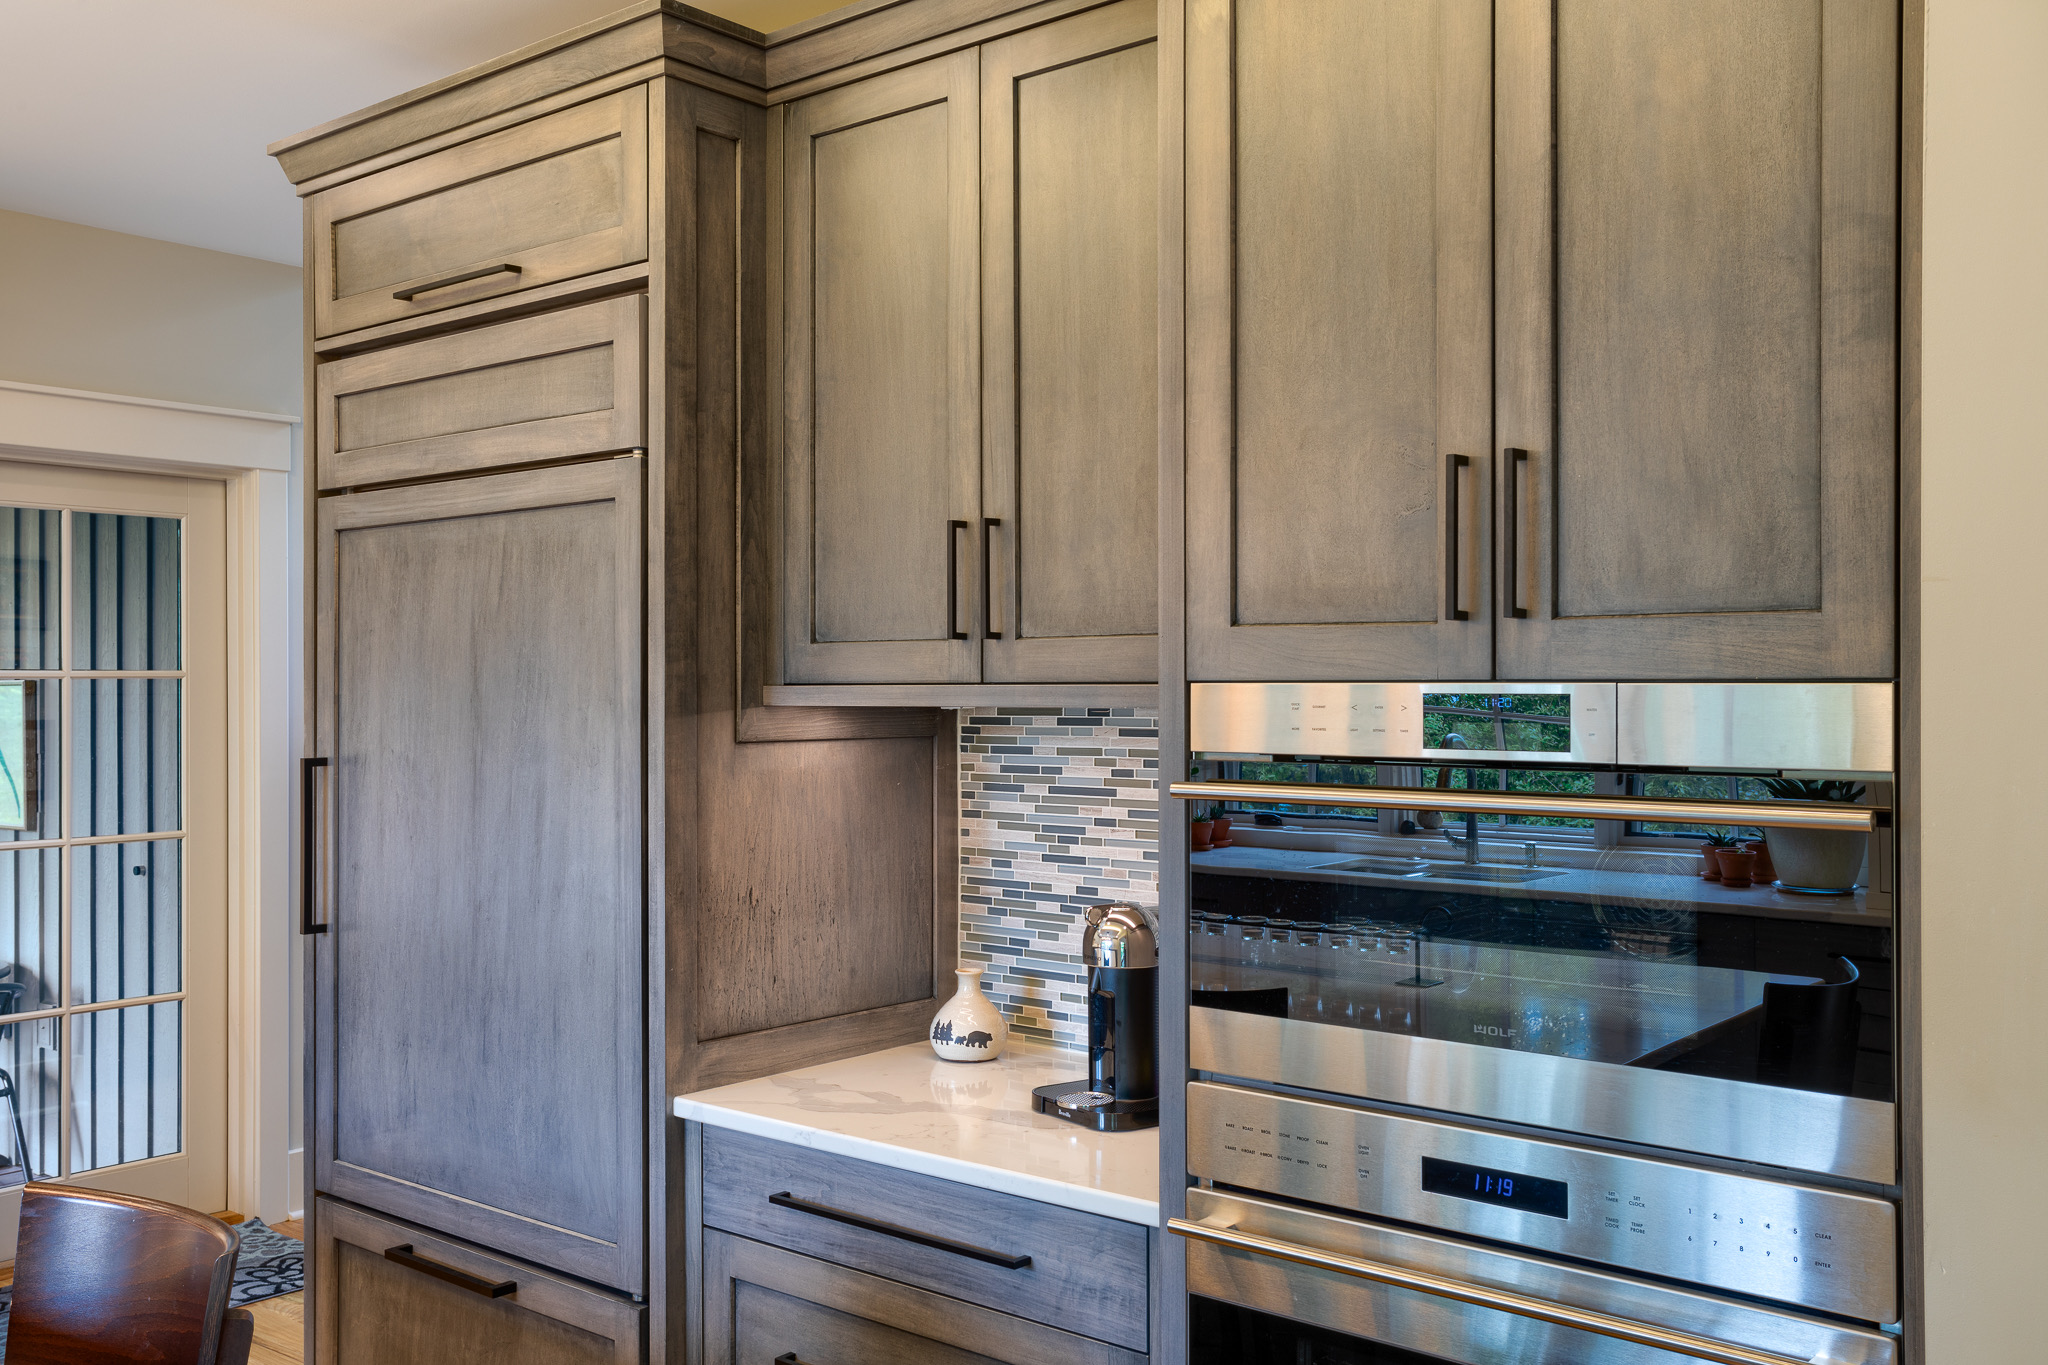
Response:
[1168,1218,1813,1365]
[1168,781,1881,833]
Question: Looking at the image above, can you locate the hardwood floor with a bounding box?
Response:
[247,1283,305,1365]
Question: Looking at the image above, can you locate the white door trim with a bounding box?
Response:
[0,378,299,1222]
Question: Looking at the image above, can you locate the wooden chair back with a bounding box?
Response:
[6,1182,250,1365]
[1758,954,1865,1095]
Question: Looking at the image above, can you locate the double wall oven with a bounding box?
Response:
[1170,683,1900,1364]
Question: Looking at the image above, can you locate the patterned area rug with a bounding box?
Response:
[229,1218,306,1307]
[0,1215,302,1352]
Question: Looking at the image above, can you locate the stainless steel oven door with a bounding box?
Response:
[1191,1008,1896,1185]
[1178,703,1898,1184]
[1177,1189,1899,1365]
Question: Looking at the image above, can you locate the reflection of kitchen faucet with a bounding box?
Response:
[1439,733,1480,864]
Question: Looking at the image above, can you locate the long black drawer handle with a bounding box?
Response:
[946,520,971,640]
[392,262,522,301]
[383,1244,516,1298]
[1444,452,1469,621]
[1502,446,1530,620]
[768,1191,1031,1269]
[300,757,328,936]
[982,516,1002,639]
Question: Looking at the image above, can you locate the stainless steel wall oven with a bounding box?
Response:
[1171,683,1901,1365]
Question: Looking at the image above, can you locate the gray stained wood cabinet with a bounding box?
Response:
[698,1126,1149,1351]
[313,1197,643,1365]
[1185,0,1898,682]
[780,1,1160,687]
[315,295,646,490]
[279,13,983,1362]
[313,459,646,1291]
[309,87,650,339]
[1492,0,1897,680]
[780,51,982,685]
[691,1127,1149,1365]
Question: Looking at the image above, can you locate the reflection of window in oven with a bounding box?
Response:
[1625,772,1775,841]
[1218,760,1379,821]
[1420,692,1573,753]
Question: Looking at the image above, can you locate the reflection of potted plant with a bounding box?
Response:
[1716,844,1758,888]
[1759,779,1868,894]
[1743,839,1777,883]
[1191,807,1215,852]
[1698,832,1735,880]
[1210,808,1233,846]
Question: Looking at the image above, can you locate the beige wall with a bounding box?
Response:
[1918,0,2048,1359]
[0,208,301,415]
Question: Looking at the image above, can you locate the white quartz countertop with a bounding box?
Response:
[673,1041,1159,1226]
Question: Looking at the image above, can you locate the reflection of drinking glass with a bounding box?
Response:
[1236,916,1271,973]
[1442,937,1482,994]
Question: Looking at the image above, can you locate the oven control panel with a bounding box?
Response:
[1187,1081,1898,1324]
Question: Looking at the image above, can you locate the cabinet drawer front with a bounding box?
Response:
[735,1275,1002,1365]
[311,87,648,338]
[315,1198,642,1365]
[316,294,644,489]
[701,1128,1148,1351]
[707,1229,1145,1365]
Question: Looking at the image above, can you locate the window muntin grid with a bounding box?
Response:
[0,504,185,1178]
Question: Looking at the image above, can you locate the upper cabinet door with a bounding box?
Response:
[310,88,649,339]
[1495,0,1897,680]
[980,1,1160,684]
[1186,0,1494,682]
[781,53,983,685]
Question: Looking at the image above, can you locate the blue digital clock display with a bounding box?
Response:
[1422,1157,1569,1219]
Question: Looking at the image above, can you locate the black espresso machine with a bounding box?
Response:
[1035,902,1160,1131]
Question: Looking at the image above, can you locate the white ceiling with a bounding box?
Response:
[0,0,841,266]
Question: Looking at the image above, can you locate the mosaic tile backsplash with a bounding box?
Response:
[958,707,1159,1051]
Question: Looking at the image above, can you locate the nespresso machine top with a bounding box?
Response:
[1086,902,1158,969]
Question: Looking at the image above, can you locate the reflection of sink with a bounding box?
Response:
[1422,864,1570,884]
[1327,856,1434,878]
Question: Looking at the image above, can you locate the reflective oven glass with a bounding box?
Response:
[1190,742,1893,1105]
[1190,1296,1443,1364]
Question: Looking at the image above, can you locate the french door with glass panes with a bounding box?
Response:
[0,459,225,1212]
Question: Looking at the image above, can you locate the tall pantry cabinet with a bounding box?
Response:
[1183,0,1899,682]
[275,10,955,1363]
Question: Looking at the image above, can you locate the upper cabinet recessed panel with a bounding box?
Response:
[1554,0,1823,619]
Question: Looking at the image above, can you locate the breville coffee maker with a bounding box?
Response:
[1033,903,1160,1132]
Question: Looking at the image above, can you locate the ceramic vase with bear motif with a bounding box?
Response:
[929,966,1008,1062]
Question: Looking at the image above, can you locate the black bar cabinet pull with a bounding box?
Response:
[1502,447,1529,619]
[768,1191,1032,1269]
[1444,453,1470,621]
[382,1244,516,1298]
[300,757,328,936]
[982,516,1002,639]
[391,261,521,301]
[774,1356,813,1365]
[946,519,971,640]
